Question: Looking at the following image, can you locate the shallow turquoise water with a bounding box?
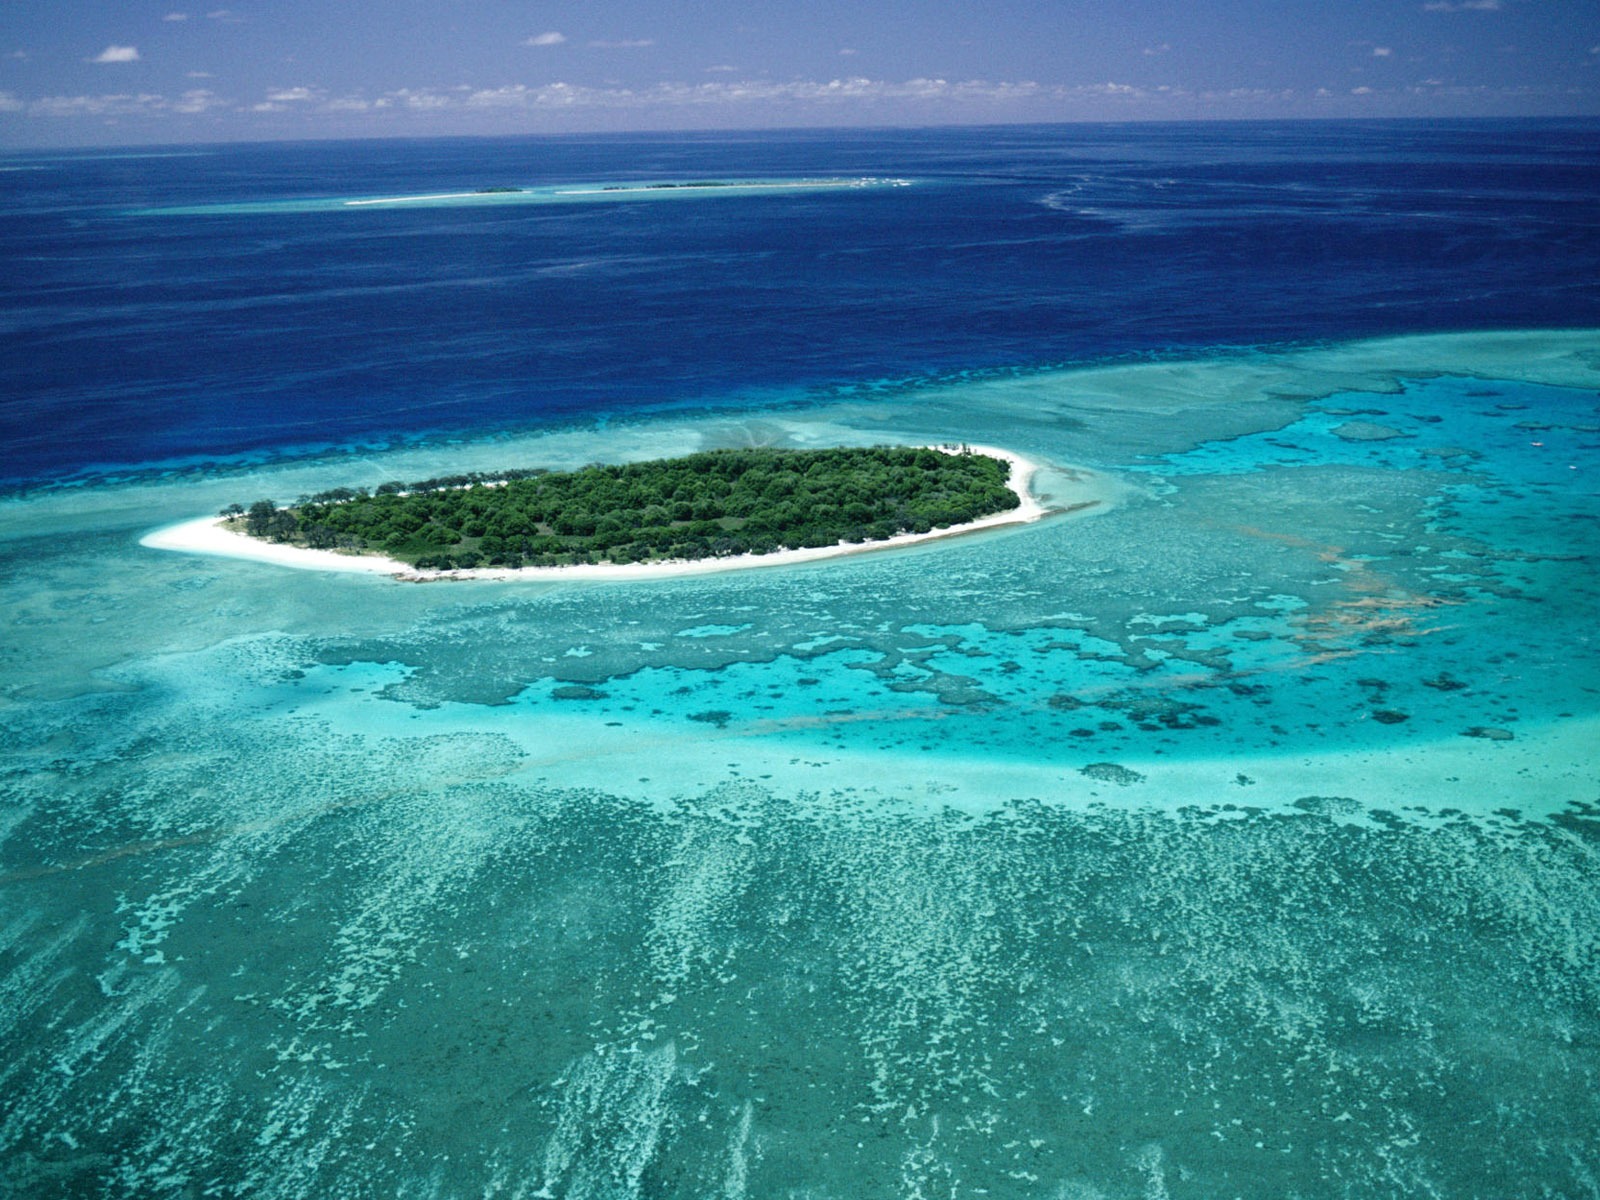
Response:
[2,332,1599,1196]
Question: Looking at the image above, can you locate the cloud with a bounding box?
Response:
[91,45,141,64]
[402,76,1062,114]
[206,9,243,21]
[3,76,1088,126]
[37,71,1583,131]
[1422,0,1502,9]
[525,32,566,47]
[171,88,223,113]
[384,88,453,110]
[1143,43,1172,56]
[31,92,170,117]
[1372,46,1394,57]
[590,39,655,49]
[705,65,739,73]
[164,12,188,20]
[839,48,859,57]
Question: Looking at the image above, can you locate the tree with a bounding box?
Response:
[266,510,299,542]
[245,499,276,537]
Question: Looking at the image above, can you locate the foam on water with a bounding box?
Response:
[2,331,1598,1195]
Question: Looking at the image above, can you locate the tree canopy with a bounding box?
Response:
[228,445,1019,570]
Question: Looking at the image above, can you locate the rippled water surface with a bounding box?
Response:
[2,125,1599,1197]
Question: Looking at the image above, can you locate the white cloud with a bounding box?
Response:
[1422,0,1502,10]
[38,70,1554,130]
[839,47,859,57]
[187,71,213,78]
[379,76,1061,114]
[206,10,242,21]
[171,88,223,113]
[164,12,189,20]
[1373,46,1393,57]
[16,88,233,118]
[32,92,168,117]
[525,32,566,47]
[590,39,654,49]
[386,88,453,110]
[1143,43,1172,56]
[91,45,141,64]
[0,91,23,112]
[705,64,738,73]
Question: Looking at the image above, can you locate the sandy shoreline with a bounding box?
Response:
[140,445,1071,582]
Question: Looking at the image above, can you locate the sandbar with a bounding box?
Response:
[140,445,1076,582]
[344,191,514,206]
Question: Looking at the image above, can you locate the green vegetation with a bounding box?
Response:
[227,445,1019,571]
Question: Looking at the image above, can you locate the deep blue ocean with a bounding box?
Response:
[5,119,1599,485]
[2,122,1599,1197]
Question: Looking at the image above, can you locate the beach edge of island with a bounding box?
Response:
[140,445,1088,583]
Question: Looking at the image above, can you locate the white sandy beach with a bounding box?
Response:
[140,444,1078,582]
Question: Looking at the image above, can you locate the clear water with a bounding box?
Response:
[2,124,1599,1197]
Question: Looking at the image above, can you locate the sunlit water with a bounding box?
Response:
[3,328,1598,1196]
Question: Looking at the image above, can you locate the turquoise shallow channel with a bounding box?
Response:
[2,329,1599,1196]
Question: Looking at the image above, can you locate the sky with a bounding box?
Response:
[2,0,1598,147]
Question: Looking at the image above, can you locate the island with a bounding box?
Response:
[143,444,1064,580]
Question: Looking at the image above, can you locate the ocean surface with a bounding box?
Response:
[2,121,1599,1196]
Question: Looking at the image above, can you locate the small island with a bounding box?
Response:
[143,442,1073,580]
[220,445,1022,572]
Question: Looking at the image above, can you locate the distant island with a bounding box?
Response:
[221,446,1023,572]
